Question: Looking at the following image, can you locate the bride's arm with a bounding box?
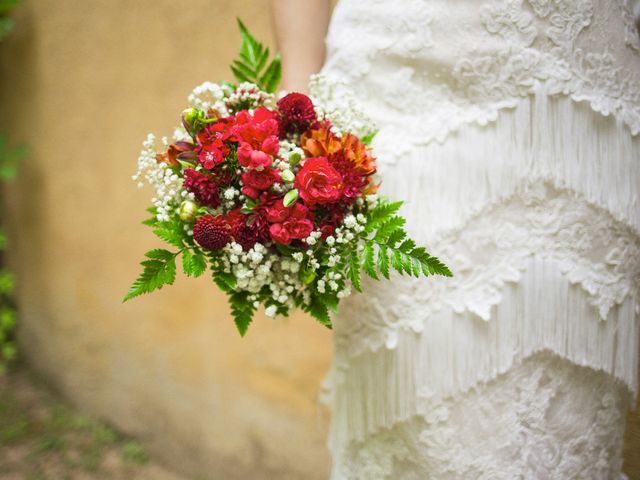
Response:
[269,0,332,93]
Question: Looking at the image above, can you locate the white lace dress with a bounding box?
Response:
[316,1,640,478]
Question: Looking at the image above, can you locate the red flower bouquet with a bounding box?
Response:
[125,21,451,335]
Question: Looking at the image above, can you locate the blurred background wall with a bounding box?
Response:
[0,0,638,479]
[0,1,333,478]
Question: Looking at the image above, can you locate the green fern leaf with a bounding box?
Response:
[213,270,237,293]
[123,254,176,301]
[190,252,207,277]
[362,242,379,280]
[364,201,404,234]
[386,229,407,247]
[377,244,390,279]
[307,296,332,328]
[229,291,255,336]
[347,249,362,292]
[259,55,282,93]
[374,216,406,241]
[398,239,416,253]
[153,222,184,248]
[391,248,404,274]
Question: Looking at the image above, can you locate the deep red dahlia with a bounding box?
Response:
[224,208,270,251]
[277,93,317,137]
[234,222,268,251]
[193,215,231,250]
[183,168,221,208]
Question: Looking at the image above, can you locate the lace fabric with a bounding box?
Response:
[320,0,640,478]
[323,0,640,151]
[333,352,631,480]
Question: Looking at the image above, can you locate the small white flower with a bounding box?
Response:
[344,214,357,229]
[265,305,278,318]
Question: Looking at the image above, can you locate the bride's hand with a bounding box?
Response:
[269,0,332,93]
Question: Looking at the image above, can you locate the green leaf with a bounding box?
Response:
[307,296,332,328]
[0,16,13,41]
[362,242,378,280]
[410,247,453,277]
[123,253,177,301]
[191,252,207,277]
[0,306,15,331]
[229,291,255,336]
[373,216,406,241]
[364,200,404,234]
[213,270,237,293]
[231,59,256,82]
[232,19,282,93]
[391,248,405,274]
[0,0,21,15]
[145,249,176,261]
[0,270,13,295]
[360,129,378,146]
[152,221,184,248]
[259,54,282,94]
[377,244,390,279]
[0,138,27,181]
[398,239,416,253]
[386,229,407,247]
[182,249,207,278]
[346,249,362,292]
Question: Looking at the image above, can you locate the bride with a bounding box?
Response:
[271,0,640,478]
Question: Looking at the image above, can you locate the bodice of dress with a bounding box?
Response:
[316,1,640,478]
[323,0,640,149]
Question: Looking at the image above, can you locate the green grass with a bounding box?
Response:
[0,371,154,478]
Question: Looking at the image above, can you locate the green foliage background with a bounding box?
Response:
[0,0,26,374]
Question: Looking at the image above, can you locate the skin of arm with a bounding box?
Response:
[269,0,332,93]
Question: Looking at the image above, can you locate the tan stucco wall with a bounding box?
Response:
[0,1,639,478]
[0,1,332,478]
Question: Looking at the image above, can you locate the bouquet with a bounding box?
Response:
[124,21,451,335]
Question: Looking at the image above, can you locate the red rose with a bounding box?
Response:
[242,167,280,191]
[294,157,343,206]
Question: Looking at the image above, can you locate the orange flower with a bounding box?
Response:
[301,126,376,177]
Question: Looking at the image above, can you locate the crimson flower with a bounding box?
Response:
[294,157,343,206]
[266,200,314,245]
[277,93,317,137]
[193,215,231,250]
[196,117,236,169]
[233,107,280,169]
[183,168,221,209]
[241,167,281,199]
